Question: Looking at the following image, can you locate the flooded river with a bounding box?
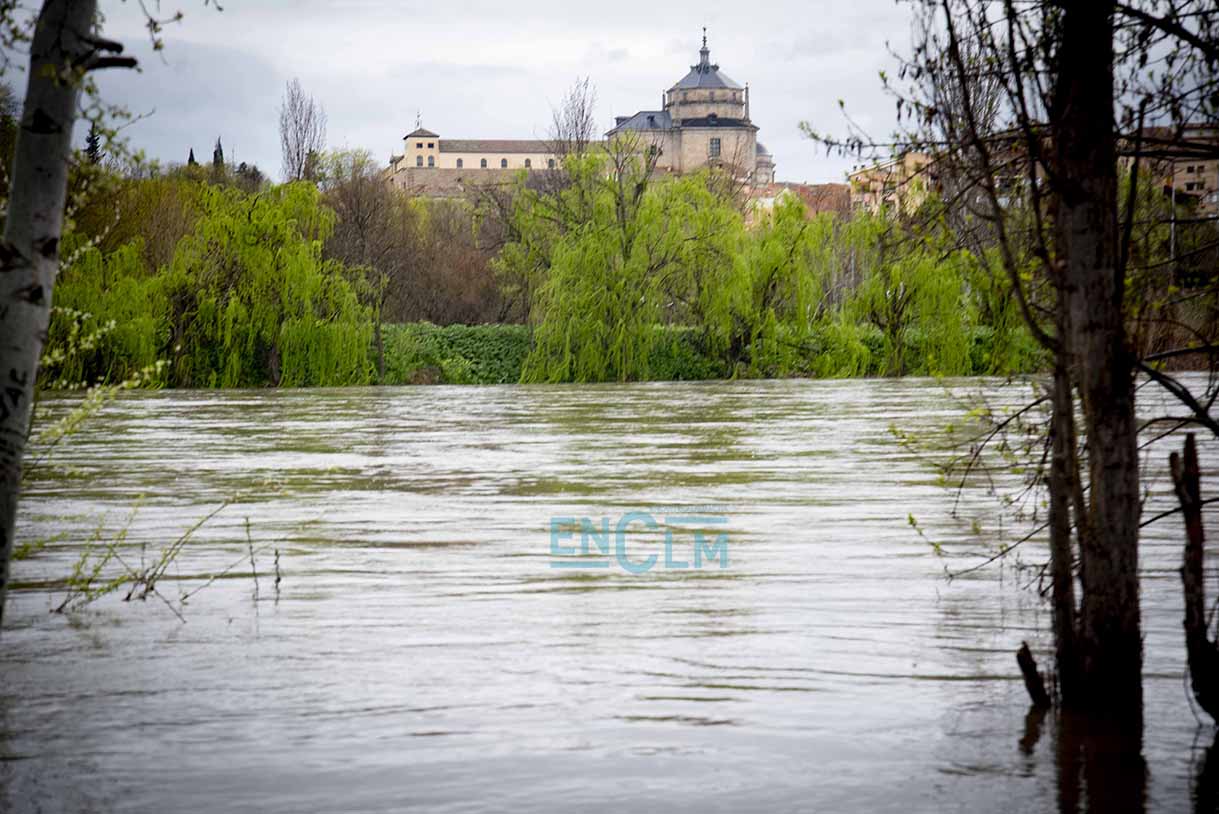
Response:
[1,378,1214,812]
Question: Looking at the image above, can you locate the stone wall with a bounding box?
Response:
[388,167,521,198]
[675,128,756,176]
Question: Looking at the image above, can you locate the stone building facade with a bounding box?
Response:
[386,34,776,195]
[387,129,561,195]
[608,34,775,185]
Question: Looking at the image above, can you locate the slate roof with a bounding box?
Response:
[671,41,742,90]
[406,127,439,138]
[438,139,553,154]
[608,110,673,134]
[678,116,756,129]
[672,65,743,90]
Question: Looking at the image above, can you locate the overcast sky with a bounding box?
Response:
[87,0,917,184]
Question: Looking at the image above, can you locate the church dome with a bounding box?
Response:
[671,35,742,91]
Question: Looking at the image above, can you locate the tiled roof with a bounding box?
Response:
[438,139,552,154]
[406,128,439,138]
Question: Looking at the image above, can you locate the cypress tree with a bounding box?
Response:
[84,124,102,164]
[187,148,197,166]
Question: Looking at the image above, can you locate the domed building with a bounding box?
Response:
[607,33,774,185]
[386,32,775,196]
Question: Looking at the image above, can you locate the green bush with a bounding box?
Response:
[646,326,725,381]
[382,323,531,385]
[380,320,1046,386]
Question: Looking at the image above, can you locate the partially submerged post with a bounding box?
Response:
[1171,433,1219,722]
[1017,641,1052,709]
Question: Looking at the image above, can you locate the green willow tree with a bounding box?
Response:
[499,143,747,383]
[49,181,373,388]
[501,138,1009,384]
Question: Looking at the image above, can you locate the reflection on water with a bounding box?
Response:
[0,378,1215,812]
[1194,729,1219,813]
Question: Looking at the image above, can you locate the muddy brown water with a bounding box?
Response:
[2,377,1215,812]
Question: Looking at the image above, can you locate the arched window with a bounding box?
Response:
[427,155,435,167]
[524,158,532,169]
[480,158,487,168]
[456,158,463,169]
[500,158,508,168]
[548,159,555,169]
[416,155,423,167]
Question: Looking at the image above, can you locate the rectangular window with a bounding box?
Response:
[428,143,434,149]
[416,142,423,148]
[710,138,721,158]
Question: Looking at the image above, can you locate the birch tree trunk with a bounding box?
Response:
[0,0,100,629]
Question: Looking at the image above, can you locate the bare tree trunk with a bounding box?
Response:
[1171,433,1219,721]
[0,0,99,629]
[1051,0,1142,721]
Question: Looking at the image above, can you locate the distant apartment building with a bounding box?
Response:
[846,124,1219,218]
[846,152,935,215]
[1162,125,1219,216]
[387,33,776,196]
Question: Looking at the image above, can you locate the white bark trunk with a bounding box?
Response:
[0,0,99,629]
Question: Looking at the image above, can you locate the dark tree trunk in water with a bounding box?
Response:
[1017,641,1051,708]
[1172,434,1219,721]
[1048,359,1080,701]
[1050,0,1142,721]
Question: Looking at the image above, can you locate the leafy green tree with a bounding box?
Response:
[500,142,746,383]
[51,181,374,388]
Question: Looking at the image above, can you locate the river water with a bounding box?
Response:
[1,377,1215,812]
